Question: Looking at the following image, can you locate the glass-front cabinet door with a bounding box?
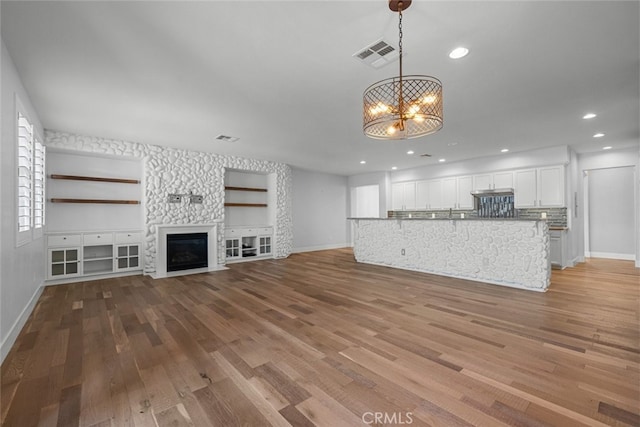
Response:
[116,244,140,271]
[49,248,80,278]
[259,236,271,255]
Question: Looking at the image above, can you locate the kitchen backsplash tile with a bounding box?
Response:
[388,207,567,227]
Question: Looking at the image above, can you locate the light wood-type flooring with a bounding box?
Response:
[2,249,639,426]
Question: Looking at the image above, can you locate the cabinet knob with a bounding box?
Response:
[63,237,66,240]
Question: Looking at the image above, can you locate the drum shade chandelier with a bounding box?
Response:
[363,0,443,140]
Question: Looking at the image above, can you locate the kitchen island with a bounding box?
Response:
[350,218,550,291]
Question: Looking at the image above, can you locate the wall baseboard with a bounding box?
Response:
[570,256,584,267]
[1,284,44,364]
[291,243,349,254]
[588,251,636,261]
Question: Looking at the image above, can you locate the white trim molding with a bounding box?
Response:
[587,252,636,261]
[1,285,43,364]
[153,222,226,278]
[292,243,349,254]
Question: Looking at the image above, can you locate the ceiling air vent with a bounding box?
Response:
[215,135,239,142]
[420,153,432,157]
[353,39,399,69]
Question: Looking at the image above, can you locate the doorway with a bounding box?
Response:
[584,166,636,260]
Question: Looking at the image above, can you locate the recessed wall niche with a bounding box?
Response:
[46,149,143,232]
[224,169,277,228]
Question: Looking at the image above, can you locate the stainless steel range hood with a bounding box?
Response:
[471,188,514,197]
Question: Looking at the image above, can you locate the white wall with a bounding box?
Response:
[587,166,635,258]
[1,41,46,362]
[292,167,349,252]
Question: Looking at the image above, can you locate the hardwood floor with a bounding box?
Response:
[2,249,638,426]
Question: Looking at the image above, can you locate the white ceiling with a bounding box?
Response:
[2,1,638,176]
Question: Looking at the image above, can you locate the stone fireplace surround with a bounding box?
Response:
[45,130,293,274]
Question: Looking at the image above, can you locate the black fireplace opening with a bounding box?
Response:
[167,232,208,272]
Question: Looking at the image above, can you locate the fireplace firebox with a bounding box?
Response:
[166,233,208,272]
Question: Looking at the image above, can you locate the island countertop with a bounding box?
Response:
[350,218,550,292]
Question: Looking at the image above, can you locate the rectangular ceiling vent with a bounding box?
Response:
[353,39,399,69]
[215,135,239,142]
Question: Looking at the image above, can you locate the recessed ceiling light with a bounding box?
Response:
[360,160,366,164]
[602,146,612,150]
[449,47,469,59]
[391,166,398,170]
[438,158,446,163]
[407,150,414,155]
[501,148,509,153]
[593,133,605,138]
[583,113,597,119]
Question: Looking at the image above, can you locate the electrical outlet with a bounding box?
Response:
[168,194,181,203]
[190,195,203,204]
[401,249,405,256]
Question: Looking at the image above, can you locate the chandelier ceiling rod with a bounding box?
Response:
[398,3,405,131]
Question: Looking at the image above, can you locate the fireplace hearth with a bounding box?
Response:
[166,232,208,272]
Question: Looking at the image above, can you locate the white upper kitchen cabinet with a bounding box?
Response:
[415,181,429,210]
[392,181,417,210]
[538,166,565,207]
[514,169,537,208]
[442,177,457,209]
[493,171,514,189]
[514,166,565,208]
[427,179,443,209]
[457,176,474,209]
[474,171,513,191]
[416,179,444,210]
[473,174,493,191]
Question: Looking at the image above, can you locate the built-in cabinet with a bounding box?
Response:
[224,170,275,263]
[392,165,565,211]
[441,178,457,209]
[46,230,142,280]
[225,227,273,262]
[457,176,474,209]
[514,166,565,208]
[416,177,471,210]
[550,229,568,269]
[473,171,514,190]
[391,182,416,210]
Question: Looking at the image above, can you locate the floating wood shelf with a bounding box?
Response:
[50,198,140,205]
[224,203,268,207]
[224,186,268,192]
[50,174,140,184]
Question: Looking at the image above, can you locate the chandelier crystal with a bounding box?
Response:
[363,0,443,140]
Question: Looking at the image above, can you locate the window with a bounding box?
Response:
[34,137,45,229]
[16,105,46,246]
[17,113,33,235]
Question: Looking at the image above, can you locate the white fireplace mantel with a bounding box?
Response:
[153,222,225,279]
